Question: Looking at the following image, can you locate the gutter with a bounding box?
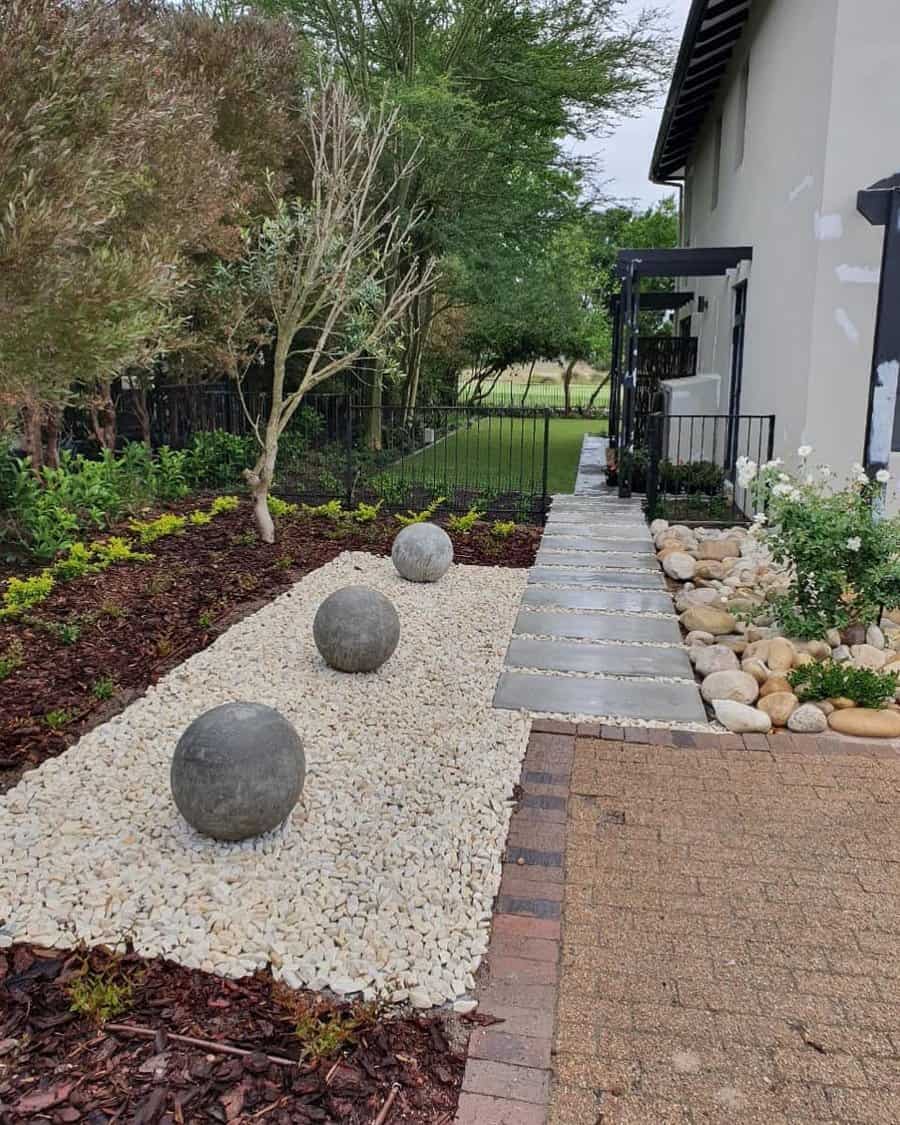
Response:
[649,0,710,185]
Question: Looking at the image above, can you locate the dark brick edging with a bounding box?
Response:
[454,721,574,1124]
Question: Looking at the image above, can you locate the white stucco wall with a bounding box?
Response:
[678,0,898,479]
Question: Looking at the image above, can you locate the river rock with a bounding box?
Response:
[649,519,669,536]
[841,624,866,646]
[866,624,886,650]
[787,703,829,733]
[815,700,835,716]
[759,676,793,697]
[695,561,725,580]
[795,640,831,661]
[676,587,723,612]
[680,606,737,636]
[766,638,796,674]
[697,538,742,561]
[742,658,770,684]
[828,708,900,738]
[712,700,772,734]
[662,552,697,581]
[758,691,799,727]
[832,645,852,663]
[850,644,886,670]
[701,670,759,705]
[828,697,857,710]
[826,628,842,648]
[685,630,715,647]
[692,645,739,676]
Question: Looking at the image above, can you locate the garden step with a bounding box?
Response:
[522,586,675,615]
[528,567,664,590]
[544,525,653,543]
[514,609,681,645]
[536,550,658,570]
[506,637,693,678]
[494,670,707,723]
[541,536,654,553]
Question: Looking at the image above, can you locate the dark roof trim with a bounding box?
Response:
[615,246,752,280]
[651,0,753,182]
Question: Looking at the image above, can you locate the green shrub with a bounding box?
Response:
[491,520,516,539]
[210,495,239,515]
[268,496,299,518]
[302,499,346,521]
[44,707,72,729]
[350,500,382,524]
[52,542,99,581]
[188,509,213,526]
[0,639,23,680]
[2,571,55,616]
[184,430,254,489]
[788,660,898,709]
[129,513,187,544]
[91,676,116,700]
[395,496,446,527]
[67,968,133,1024]
[91,537,153,566]
[447,507,484,533]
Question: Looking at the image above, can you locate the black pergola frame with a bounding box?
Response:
[609,245,753,498]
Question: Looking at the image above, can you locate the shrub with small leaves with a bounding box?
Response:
[447,507,484,534]
[44,708,73,729]
[490,520,516,539]
[0,639,24,681]
[788,660,898,710]
[210,495,240,515]
[52,542,99,581]
[350,500,382,524]
[91,676,116,700]
[268,496,299,518]
[394,496,446,527]
[129,513,187,544]
[302,499,346,521]
[188,509,213,526]
[67,968,133,1025]
[91,537,153,566]
[1,571,55,616]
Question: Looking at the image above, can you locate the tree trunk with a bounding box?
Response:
[244,444,277,543]
[134,381,152,447]
[91,380,117,450]
[563,358,576,416]
[43,406,61,469]
[366,362,383,451]
[520,358,536,407]
[20,398,44,474]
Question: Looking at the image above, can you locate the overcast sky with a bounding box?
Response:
[575,0,693,208]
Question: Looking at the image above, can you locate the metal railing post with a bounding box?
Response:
[541,410,551,522]
[344,397,354,507]
[645,412,662,518]
[766,415,776,463]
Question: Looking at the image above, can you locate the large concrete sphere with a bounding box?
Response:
[392,522,453,583]
[313,585,400,672]
[171,702,305,842]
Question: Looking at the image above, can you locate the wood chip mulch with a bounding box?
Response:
[0,944,468,1124]
[0,503,541,791]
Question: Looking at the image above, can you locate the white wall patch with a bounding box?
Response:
[815,212,843,240]
[789,175,814,202]
[835,308,860,343]
[836,264,880,285]
[869,361,900,466]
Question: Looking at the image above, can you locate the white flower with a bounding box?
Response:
[876,469,891,483]
[753,512,768,525]
[857,472,869,484]
[772,481,795,498]
[851,462,865,475]
[846,536,862,552]
[797,445,813,458]
[736,456,758,488]
[819,465,832,477]
[764,458,784,470]
[778,472,790,482]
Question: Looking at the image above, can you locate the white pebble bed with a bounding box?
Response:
[0,553,530,1009]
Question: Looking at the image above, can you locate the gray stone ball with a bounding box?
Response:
[392,522,453,583]
[171,702,305,842]
[313,585,400,673]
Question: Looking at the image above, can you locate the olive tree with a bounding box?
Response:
[223,80,436,542]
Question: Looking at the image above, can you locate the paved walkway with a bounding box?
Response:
[494,436,707,724]
[551,733,900,1125]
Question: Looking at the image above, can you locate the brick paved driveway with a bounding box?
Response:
[551,738,900,1125]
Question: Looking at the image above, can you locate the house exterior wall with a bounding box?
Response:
[678,0,898,480]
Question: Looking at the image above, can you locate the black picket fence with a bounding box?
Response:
[643,411,776,524]
[115,385,552,522]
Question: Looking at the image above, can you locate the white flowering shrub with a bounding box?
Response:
[738,450,900,639]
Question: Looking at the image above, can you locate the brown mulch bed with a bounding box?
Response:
[0,503,541,791]
[0,944,467,1123]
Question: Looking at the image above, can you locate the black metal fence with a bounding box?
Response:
[112,385,551,521]
[644,412,776,524]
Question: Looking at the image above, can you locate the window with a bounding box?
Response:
[711,114,723,210]
[735,60,750,167]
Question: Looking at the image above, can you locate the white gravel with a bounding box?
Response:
[0,553,529,1007]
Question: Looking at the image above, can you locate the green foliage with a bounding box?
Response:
[275,988,378,1064]
[52,542,100,581]
[395,496,446,526]
[44,708,73,730]
[67,969,133,1025]
[189,509,213,526]
[91,537,153,567]
[349,500,382,523]
[210,495,240,515]
[302,499,346,521]
[788,661,898,710]
[746,457,900,638]
[0,639,24,681]
[91,676,116,700]
[129,513,188,544]
[268,496,299,518]
[46,620,83,646]
[447,507,484,533]
[185,431,255,489]
[491,520,516,539]
[2,572,55,616]
[659,460,725,496]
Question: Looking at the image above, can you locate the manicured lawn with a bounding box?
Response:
[391,416,606,498]
[467,380,610,412]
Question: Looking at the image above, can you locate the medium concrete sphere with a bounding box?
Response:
[171,702,305,842]
[313,585,400,672]
[392,522,453,583]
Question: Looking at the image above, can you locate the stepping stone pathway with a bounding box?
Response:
[494,435,708,725]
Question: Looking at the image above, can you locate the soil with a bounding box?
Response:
[0,502,541,792]
[0,943,468,1124]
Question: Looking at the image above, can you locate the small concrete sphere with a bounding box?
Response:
[171,702,305,842]
[313,585,400,672]
[391,522,453,583]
